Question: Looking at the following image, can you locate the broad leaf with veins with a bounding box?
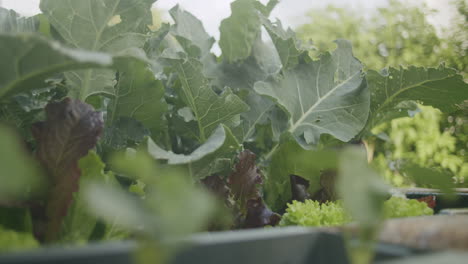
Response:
[0,34,113,100]
[168,5,218,77]
[107,58,167,138]
[255,40,369,147]
[219,0,262,63]
[170,58,249,142]
[40,0,156,99]
[239,92,275,142]
[364,66,468,132]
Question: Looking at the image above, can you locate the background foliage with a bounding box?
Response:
[297,0,468,186]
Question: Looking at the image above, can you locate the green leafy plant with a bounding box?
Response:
[280,200,351,227]
[0,1,466,264]
[280,196,433,227]
[383,197,433,218]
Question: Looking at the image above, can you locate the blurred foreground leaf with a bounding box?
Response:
[0,125,44,202]
[85,150,218,239]
[337,146,389,264]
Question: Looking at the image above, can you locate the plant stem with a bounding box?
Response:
[263,143,280,161]
[362,138,375,163]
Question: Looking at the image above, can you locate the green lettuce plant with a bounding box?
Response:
[280,196,433,228]
[280,200,351,227]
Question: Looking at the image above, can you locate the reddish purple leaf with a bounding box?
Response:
[228,150,262,209]
[201,175,230,204]
[244,197,281,228]
[227,150,281,228]
[31,98,103,242]
[290,174,311,202]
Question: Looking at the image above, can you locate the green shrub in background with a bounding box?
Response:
[297,0,467,73]
[297,0,468,187]
[373,105,468,187]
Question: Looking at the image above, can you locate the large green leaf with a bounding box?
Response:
[365,66,468,131]
[216,35,281,92]
[146,125,241,179]
[170,58,249,142]
[40,0,156,99]
[219,0,262,63]
[239,91,275,142]
[168,6,218,77]
[261,16,308,70]
[169,5,214,58]
[0,34,112,100]
[255,40,369,147]
[103,117,150,151]
[107,57,167,138]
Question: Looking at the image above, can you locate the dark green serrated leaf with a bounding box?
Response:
[0,81,67,141]
[365,66,468,132]
[239,91,275,142]
[0,34,113,100]
[219,0,262,63]
[107,57,167,138]
[169,5,214,57]
[255,40,369,147]
[215,56,271,92]
[261,16,309,69]
[103,117,150,151]
[40,0,156,99]
[168,6,218,77]
[170,58,249,142]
